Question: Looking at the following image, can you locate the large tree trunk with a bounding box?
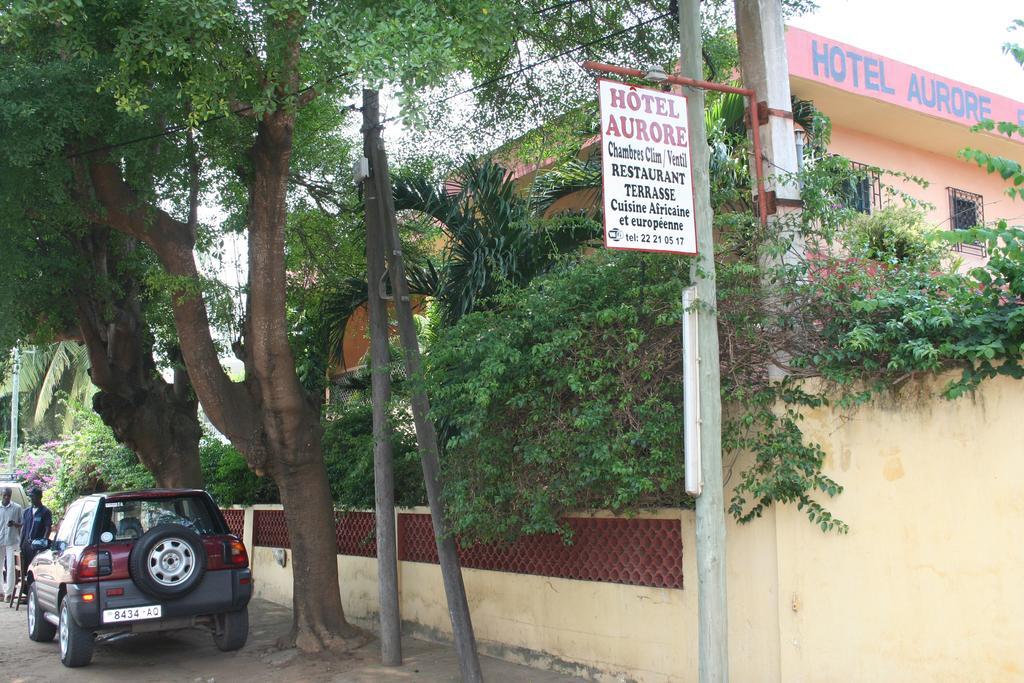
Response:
[92,381,202,488]
[73,226,203,489]
[274,451,364,649]
[242,108,361,649]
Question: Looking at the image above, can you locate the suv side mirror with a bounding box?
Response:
[31,538,51,551]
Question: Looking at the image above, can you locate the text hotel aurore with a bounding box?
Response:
[599,79,697,254]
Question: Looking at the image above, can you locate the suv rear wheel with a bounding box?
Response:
[213,607,249,651]
[129,523,207,600]
[27,584,56,642]
[59,598,95,667]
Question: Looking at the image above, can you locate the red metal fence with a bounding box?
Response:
[222,508,245,538]
[398,513,681,589]
[252,509,288,548]
[242,508,682,590]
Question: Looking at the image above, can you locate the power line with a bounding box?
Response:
[66,122,212,160]
[381,11,673,126]
[536,0,590,15]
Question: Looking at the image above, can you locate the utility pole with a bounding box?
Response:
[362,89,402,667]
[8,347,20,474]
[363,91,484,682]
[734,0,802,380]
[679,1,729,681]
[734,0,801,213]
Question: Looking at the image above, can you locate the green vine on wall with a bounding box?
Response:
[425,144,1024,543]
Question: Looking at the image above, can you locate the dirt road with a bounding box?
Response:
[1,597,366,682]
[0,597,584,683]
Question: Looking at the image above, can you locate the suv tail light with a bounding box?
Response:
[224,539,249,567]
[75,548,113,581]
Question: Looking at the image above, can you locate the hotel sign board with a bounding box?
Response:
[598,78,697,255]
[786,26,1024,129]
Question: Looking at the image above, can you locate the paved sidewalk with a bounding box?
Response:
[1,596,585,682]
[330,636,583,682]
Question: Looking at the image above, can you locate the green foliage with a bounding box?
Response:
[429,251,689,543]
[961,134,1024,200]
[48,407,155,515]
[529,154,602,218]
[730,216,1024,526]
[199,400,427,510]
[725,388,845,533]
[397,159,602,326]
[322,401,425,510]
[932,222,1024,396]
[200,439,278,508]
[844,206,946,268]
[959,18,1024,199]
[799,263,967,392]
[1004,19,1024,68]
[1,343,94,438]
[426,127,1024,543]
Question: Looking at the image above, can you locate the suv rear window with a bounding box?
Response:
[98,496,223,541]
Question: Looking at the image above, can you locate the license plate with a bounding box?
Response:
[102,605,162,623]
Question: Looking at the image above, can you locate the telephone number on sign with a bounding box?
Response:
[621,233,677,245]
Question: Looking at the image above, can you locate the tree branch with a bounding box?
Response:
[84,157,259,453]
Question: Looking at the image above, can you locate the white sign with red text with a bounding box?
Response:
[598,79,696,255]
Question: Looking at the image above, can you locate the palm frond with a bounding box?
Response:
[0,342,94,432]
[34,342,74,423]
[705,90,748,136]
[320,277,371,369]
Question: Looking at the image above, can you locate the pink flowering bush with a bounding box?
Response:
[14,443,61,492]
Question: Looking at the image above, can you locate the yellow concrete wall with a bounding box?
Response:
[773,372,1024,683]
[244,371,1024,682]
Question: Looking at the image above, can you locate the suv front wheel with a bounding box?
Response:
[59,598,95,667]
[27,583,56,642]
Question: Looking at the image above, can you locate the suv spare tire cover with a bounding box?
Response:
[129,523,208,600]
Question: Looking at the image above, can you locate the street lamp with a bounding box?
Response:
[7,347,20,477]
[644,65,669,83]
[794,127,808,173]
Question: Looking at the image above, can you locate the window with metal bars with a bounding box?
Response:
[947,187,986,257]
[845,161,882,214]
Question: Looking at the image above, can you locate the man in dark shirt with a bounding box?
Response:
[20,488,52,573]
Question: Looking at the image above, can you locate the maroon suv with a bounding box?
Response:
[25,489,252,667]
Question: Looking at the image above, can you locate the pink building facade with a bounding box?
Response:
[785,27,1024,262]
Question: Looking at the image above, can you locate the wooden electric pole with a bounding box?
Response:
[679,1,730,681]
[734,0,801,218]
[362,89,402,667]
[362,90,484,683]
[734,0,803,382]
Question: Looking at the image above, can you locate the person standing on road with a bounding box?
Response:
[0,489,22,601]
[20,488,51,574]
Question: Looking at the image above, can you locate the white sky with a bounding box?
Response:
[790,0,1024,100]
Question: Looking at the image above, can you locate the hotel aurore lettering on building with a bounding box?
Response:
[808,39,1012,125]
